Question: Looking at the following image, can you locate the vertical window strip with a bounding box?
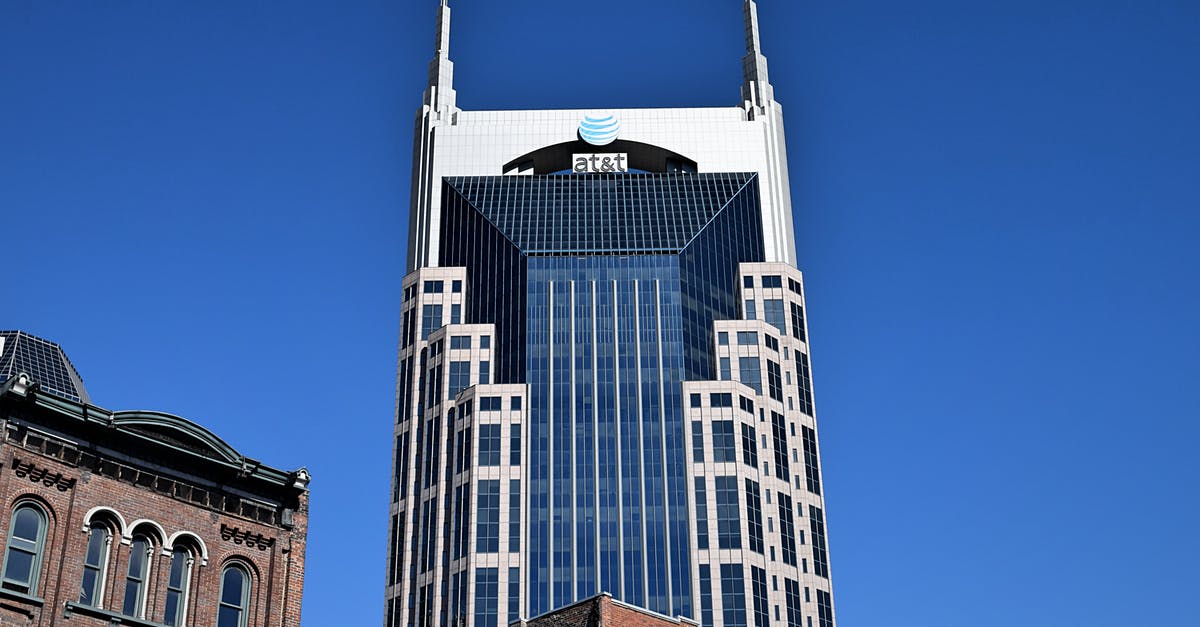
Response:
[771,412,791,481]
[778,494,797,567]
[79,522,109,606]
[694,477,709,550]
[745,479,764,555]
[750,566,770,627]
[719,564,747,627]
[715,476,741,550]
[809,506,830,579]
[801,426,822,496]
[740,423,759,469]
[476,480,501,553]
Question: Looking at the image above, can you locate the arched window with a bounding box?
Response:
[121,535,152,617]
[162,545,195,626]
[1,503,47,594]
[79,521,113,606]
[217,563,251,627]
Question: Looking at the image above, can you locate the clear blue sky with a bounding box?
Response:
[3,1,1198,625]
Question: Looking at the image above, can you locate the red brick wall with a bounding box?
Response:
[0,438,307,626]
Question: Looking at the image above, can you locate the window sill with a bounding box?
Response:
[0,586,44,606]
[64,602,170,627]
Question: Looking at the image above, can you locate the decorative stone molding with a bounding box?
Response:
[220,524,275,551]
[11,457,75,492]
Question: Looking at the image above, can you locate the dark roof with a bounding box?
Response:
[443,173,758,255]
[0,330,90,404]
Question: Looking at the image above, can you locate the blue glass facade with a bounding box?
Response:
[438,173,766,619]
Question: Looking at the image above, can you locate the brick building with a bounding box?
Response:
[0,331,309,627]
[513,594,698,627]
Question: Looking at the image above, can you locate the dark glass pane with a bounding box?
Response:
[84,526,107,566]
[12,509,39,541]
[163,591,180,626]
[122,582,141,615]
[169,550,187,587]
[221,568,245,605]
[3,550,32,584]
[218,606,241,627]
[80,569,98,604]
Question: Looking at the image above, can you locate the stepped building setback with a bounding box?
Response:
[386,3,837,627]
[0,330,310,627]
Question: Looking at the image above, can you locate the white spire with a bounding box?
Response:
[741,0,775,110]
[423,0,457,113]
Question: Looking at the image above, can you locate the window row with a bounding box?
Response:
[2,501,255,627]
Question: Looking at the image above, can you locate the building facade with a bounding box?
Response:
[0,331,310,627]
[386,3,836,627]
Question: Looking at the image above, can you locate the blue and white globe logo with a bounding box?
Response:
[578,112,621,146]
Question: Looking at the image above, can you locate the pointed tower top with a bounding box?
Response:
[741,0,775,111]
[424,0,457,114]
[744,0,762,53]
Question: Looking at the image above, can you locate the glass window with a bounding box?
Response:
[790,303,807,342]
[423,280,443,293]
[508,567,521,623]
[479,425,501,466]
[746,479,764,555]
[476,480,500,552]
[448,361,470,399]
[481,336,492,349]
[763,275,783,289]
[2,504,47,594]
[751,566,770,627]
[510,425,522,466]
[690,393,702,408]
[510,396,520,410]
[450,335,471,350]
[719,357,732,381]
[420,304,442,340]
[452,280,463,293]
[778,494,797,567]
[480,396,502,411]
[718,331,729,346]
[698,565,714,627]
[809,506,830,579]
[719,564,747,627]
[764,335,779,352]
[736,331,758,345]
[479,361,490,385]
[802,426,823,496]
[715,476,741,550]
[817,589,834,627]
[785,579,804,627]
[739,357,762,394]
[217,564,250,627]
[796,352,814,416]
[744,299,757,320]
[693,478,709,550]
[772,412,791,481]
[122,535,152,617]
[740,423,758,469]
[764,299,786,335]
[163,546,193,626]
[475,568,499,627]
[710,393,733,408]
[79,521,110,606]
[712,421,736,462]
[509,480,521,553]
[451,303,462,325]
[767,360,783,402]
[691,420,705,463]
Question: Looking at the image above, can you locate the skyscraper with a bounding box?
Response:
[386,3,836,627]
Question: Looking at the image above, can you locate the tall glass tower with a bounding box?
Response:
[385,3,836,627]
